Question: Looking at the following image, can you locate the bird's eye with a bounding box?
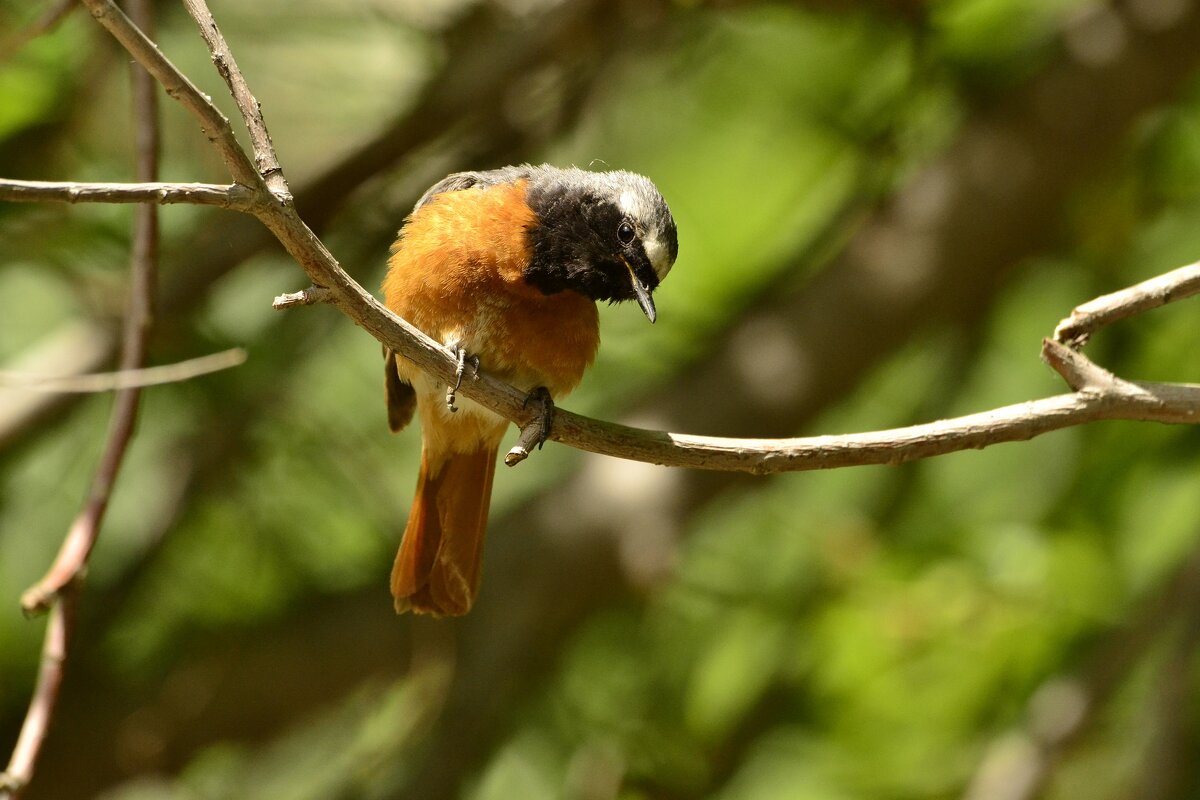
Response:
[617,220,636,245]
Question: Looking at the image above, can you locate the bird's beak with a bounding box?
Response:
[624,258,657,323]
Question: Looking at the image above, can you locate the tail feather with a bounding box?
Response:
[391,443,498,616]
[384,348,416,433]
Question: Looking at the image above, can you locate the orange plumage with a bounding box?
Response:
[383,180,599,615]
[383,165,676,616]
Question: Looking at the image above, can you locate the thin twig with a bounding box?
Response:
[32,0,1200,481]
[0,179,257,210]
[77,0,262,189]
[0,348,246,393]
[18,2,162,606]
[547,367,1200,476]
[1053,261,1200,346]
[272,286,332,310]
[0,588,77,798]
[2,2,163,794]
[180,0,287,195]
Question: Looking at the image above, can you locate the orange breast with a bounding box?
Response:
[382,179,601,397]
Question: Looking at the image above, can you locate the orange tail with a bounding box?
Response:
[391,442,498,616]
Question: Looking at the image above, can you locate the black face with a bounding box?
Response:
[522,172,677,322]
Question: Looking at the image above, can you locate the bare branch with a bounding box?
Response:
[2,3,164,795]
[180,0,287,195]
[1040,336,1119,391]
[0,178,257,210]
[21,0,162,614]
[77,0,262,189]
[547,378,1200,475]
[272,285,333,310]
[0,589,77,799]
[0,348,246,393]
[1054,260,1200,346]
[41,0,1200,479]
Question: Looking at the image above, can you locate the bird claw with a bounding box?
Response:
[445,347,481,412]
[504,387,555,467]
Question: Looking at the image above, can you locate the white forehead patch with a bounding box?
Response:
[617,186,672,279]
[618,189,642,219]
[643,235,673,280]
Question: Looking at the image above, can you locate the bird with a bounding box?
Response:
[382,164,678,616]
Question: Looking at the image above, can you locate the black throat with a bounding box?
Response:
[522,179,650,303]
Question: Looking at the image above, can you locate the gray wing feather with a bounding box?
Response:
[412,165,536,211]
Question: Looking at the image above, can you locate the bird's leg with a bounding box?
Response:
[445,347,481,413]
[505,387,555,466]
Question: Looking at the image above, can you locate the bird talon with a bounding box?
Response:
[524,386,555,450]
[505,387,555,467]
[445,347,479,412]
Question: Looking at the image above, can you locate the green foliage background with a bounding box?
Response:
[2,1,1200,798]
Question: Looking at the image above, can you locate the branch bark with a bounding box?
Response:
[14,3,1200,796]
[0,179,257,210]
[0,348,246,392]
[79,0,262,189]
[1,3,162,793]
[10,2,1200,475]
[180,0,287,195]
[0,590,76,799]
[1053,260,1200,346]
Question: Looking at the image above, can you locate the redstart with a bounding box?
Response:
[382,164,678,616]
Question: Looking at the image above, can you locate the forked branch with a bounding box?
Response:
[9,1,1200,475]
[1,1,162,796]
[4,3,1200,797]
[0,179,256,210]
[1054,261,1200,346]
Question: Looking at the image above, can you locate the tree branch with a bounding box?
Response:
[543,342,1200,475]
[0,589,77,798]
[1053,260,1200,346]
[1,2,163,795]
[11,0,1200,485]
[78,0,262,189]
[180,0,287,195]
[0,179,257,210]
[19,2,163,613]
[0,348,246,393]
[272,285,332,310]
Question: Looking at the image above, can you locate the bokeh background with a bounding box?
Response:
[3,0,1200,798]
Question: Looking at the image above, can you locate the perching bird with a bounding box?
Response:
[382,164,678,616]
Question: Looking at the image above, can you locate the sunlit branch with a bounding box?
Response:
[0,348,247,393]
[2,1,165,796]
[181,0,287,195]
[0,590,76,798]
[272,285,333,310]
[1054,260,1200,346]
[21,0,1200,484]
[0,179,257,210]
[78,0,262,189]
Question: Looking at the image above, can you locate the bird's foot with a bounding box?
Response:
[445,347,481,412]
[505,386,555,466]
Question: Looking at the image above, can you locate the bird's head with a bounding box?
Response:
[522,166,678,322]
